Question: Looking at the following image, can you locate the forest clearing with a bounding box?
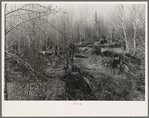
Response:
[4,2,145,100]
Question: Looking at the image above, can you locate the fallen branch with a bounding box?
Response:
[5,50,42,86]
[83,77,98,100]
[24,64,41,86]
[66,92,74,100]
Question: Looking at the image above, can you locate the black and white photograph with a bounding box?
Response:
[2,1,148,116]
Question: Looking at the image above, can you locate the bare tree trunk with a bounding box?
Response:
[133,28,136,55]
[84,27,86,42]
[132,5,137,56]
[63,12,66,42]
[18,16,20,55]
[5,4,7,50]
[123,28,129,52]
[4,3,8,100]
[57,30,59,56]
[91,27,94,45]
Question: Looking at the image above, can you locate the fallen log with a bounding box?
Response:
[75,54,88,58]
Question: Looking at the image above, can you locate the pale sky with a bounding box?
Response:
[6,2,116,18]
[5,2,146,27]
[50,2,116,20]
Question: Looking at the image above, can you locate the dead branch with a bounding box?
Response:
[83,77,98,99]
[24,64,41,86]
[6,13,51,35]
[6,12,34,18]
[5,50,42,86]
[66,92,74,100]
[6,9,43,16]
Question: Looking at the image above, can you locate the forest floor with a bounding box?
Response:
[5,46,145,100]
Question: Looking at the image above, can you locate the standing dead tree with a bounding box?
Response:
[111,5,129,52]
[129,4,145,55]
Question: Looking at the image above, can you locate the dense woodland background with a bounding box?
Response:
[4,3,145,100]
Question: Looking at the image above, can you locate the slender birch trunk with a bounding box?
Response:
[123,28,129,53]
